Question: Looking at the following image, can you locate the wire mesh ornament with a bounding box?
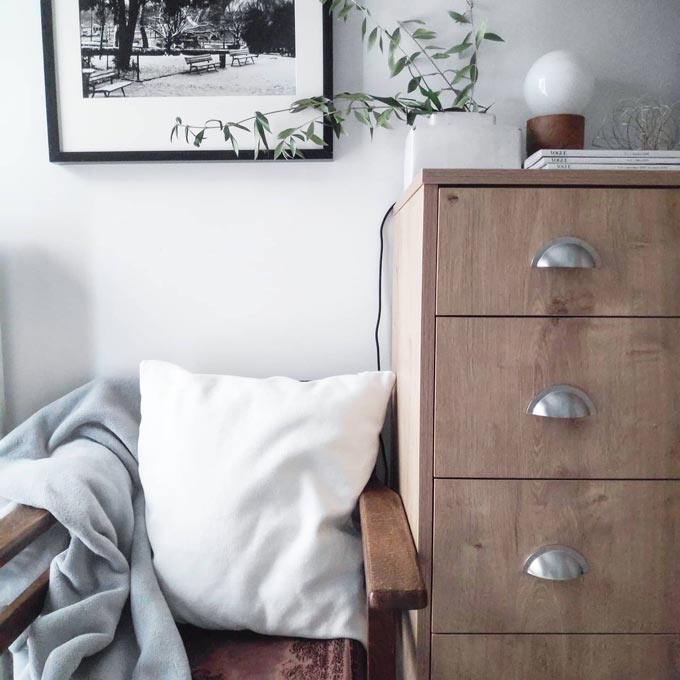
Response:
[592,97,680,150]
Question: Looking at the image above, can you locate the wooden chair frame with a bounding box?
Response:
[0,486,426,680]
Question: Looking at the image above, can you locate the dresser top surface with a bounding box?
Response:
[396,169,680,213]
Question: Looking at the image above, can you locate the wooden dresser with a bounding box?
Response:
[392,170,680,680]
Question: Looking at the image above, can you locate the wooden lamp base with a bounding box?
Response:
[526,114,585,157]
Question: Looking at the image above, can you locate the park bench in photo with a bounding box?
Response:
[88,69,132,97]
[185,54,219,74]
[230,48,256,66]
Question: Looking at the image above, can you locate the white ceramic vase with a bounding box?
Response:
[403,111,522,188]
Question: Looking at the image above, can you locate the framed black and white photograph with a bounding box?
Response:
[41,0,333,162]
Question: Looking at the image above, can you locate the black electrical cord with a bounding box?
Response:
[376,203,395,485]
[375,203,395,372]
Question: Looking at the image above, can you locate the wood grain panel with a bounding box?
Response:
[431,634,680,680]
[396,170,680,213]
[392,185,438,680]
[436,187,680,315]
[359,486,426,611]
[435,317,680,478]
[432,480,680,633]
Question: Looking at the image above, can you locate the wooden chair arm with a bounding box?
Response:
[0,569,50,654]
[359,486,427,611]
[0,505,55,568]
[0,505,55,653]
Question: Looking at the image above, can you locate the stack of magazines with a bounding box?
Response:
[524,149,680,171]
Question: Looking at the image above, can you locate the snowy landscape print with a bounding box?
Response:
[79,0,296,98]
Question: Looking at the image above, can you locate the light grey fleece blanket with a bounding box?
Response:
[0,379,192,680]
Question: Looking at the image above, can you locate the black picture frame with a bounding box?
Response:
[40,0,333,163]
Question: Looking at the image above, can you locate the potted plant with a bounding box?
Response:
[173,0,522,178]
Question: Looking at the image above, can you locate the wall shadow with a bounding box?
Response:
[0,247,94,431]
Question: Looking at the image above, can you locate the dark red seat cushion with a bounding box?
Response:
[179,626,367,680]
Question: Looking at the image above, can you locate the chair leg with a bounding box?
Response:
[367,608,396,680]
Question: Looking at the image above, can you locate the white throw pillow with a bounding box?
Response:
[138,360,395,645]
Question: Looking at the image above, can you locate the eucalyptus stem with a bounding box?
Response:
[398,22,456,96]
[346,0,437,93]
[173,0,505,152]
[467,0,478,108]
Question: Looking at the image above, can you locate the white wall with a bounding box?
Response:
[1,0,679,429]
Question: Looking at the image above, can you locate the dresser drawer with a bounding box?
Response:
[431,634,680,680]
[434,317,680,478]
[431,480,680,633]
[436,187,680,316]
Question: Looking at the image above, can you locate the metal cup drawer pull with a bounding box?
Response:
[527,384,596,419]
[524,545,589,581]
[531,237,601,269]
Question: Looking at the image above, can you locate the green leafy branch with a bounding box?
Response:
[171,93,436,158]
[172,0,504,155]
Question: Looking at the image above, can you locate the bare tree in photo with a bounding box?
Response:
[223,0,247,46]
[203,0,245,47]
[153,0,209,52]
[79,0,110,53]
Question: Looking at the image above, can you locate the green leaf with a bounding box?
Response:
[361,17,367,41]
[475,20,487,48]
[277,127,297,139]
[432,52,450,60]
[372,96,401,106]
[420,86,442,111]
[230,134,239,156]
[391,27,401,46]
[399,19,426,26]
[354,110,371,126]
[376,109,393,128]
[339,3,352,21]
[446,42,472,55]
[454,83,473,108]
[391,56,408,77]
[367,27,378,50]
[407,76,421,93]
[387,47,396,71]
[309,133,325,146]
[193,129,205,147]
[274,141,285,160]
[484,32,504,42]
[412,28,437,40]
[255,111,271,133]
[447,10,470,24]
[452,64,475,84]
[254,118,269,149]
[227,122,250,132]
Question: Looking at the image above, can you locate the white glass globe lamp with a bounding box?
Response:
[524,50,594,116]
